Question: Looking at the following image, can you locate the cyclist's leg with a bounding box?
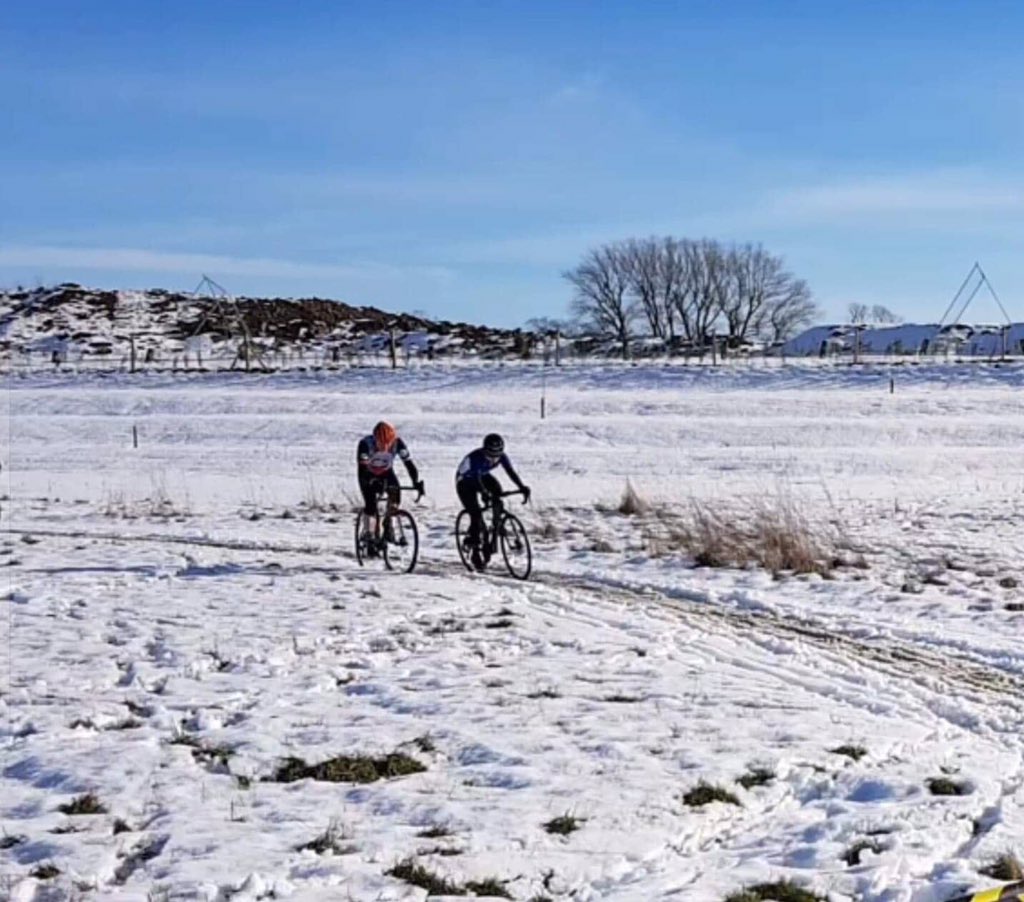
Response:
[456,479,484,545]
[480,474,503,560]
[358,474,383,555]
[384,470,401,514]
[382,472,402,540]
[358,472,378,525]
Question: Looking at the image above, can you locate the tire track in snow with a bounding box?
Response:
[11,523,1021,700]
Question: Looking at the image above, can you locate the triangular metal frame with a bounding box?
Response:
[936,262,1011,330]
[188,274,268,372]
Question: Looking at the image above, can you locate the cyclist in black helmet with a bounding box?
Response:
[455,433,530,570]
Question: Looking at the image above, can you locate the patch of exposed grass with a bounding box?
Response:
[112,818,132,835]
[422,845,464,857]
[683,781,740,808]
[0,833,26,849]
[267,752,425,784]
[927,776,970,796]
[29,863,61,880]
[464,877,512,898]
[486,618,515,629]
[50,823,86,834]
[386,859,464,895]
[417,824,454,839]
[113,835,169,885]
[603,693,644,703]
[426,617,467,636]
[412,734,436,753]
[385,858,513,898]
[829,744,867,762]
[724,880,826,902]
[980,851,1024,881]
[843,838,883,866]
[544,813,583,835]
[58,792,107,815]
[296,820,357,856]
[527,688,561,699]
[737,767,775,790]
[109,717,143,730]
[169,734,235,770]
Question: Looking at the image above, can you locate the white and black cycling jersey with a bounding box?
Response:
[358,434,413,478]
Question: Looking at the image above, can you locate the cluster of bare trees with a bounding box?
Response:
[563,238,820,358]
[847,303,901,325]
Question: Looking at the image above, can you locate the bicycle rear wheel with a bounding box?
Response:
[499,512,532,580]
[455,510,475,571]
[354,511,373,566]
[383,510,419,573]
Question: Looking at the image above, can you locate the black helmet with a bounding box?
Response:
[483,433,505,455]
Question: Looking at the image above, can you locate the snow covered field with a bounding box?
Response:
[3,362,1024,901]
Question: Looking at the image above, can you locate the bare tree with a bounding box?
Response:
[690,239,727,349]
[870,304,901,324]
[622,238,667,339]
[848,302,869,324]
[766,284,818,342]
[564,245,635,358]
[724,244,820,345]
[565,236,818,354]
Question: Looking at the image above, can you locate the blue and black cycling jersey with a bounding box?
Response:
[455,448,524,489]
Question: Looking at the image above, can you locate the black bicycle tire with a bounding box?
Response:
[499,512,532,580]
[383,509,419,574]
[455,510,474,571]
[354,511,371,566]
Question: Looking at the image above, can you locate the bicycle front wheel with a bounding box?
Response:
[383,510,419,574]
[354,511,373,566]
[499,512,532,580]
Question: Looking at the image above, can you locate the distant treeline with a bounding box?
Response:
[549,237,821,358]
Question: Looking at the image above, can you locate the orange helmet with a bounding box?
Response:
[373,420,397,450]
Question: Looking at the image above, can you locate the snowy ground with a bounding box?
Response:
[3,362,1024,901]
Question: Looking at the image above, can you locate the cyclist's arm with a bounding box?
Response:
[356,437,372,470]
[395,438,420,484]
[499,454,526,491]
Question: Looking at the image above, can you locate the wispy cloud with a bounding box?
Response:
[771,170,1024,218]
[548,73,606,105]
[0,245,453,286]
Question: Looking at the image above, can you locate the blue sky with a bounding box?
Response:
[2,1,1022,327]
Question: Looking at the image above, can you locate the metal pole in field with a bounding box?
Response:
[132,425,138,448]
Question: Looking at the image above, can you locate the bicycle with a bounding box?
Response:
[355,483,421,573]
[455,488,532,580]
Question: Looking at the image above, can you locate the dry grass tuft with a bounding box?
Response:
[980,851,1024,881]
[618,480,650,516]
[644,496,835,576]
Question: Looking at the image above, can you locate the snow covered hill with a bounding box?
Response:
[0,284,540,370]
[783,321,1024,359]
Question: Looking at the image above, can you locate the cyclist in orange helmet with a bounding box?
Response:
[357,421,423,555]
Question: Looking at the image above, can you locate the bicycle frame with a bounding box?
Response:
[364,482,421,541]
[478,488,527,551]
